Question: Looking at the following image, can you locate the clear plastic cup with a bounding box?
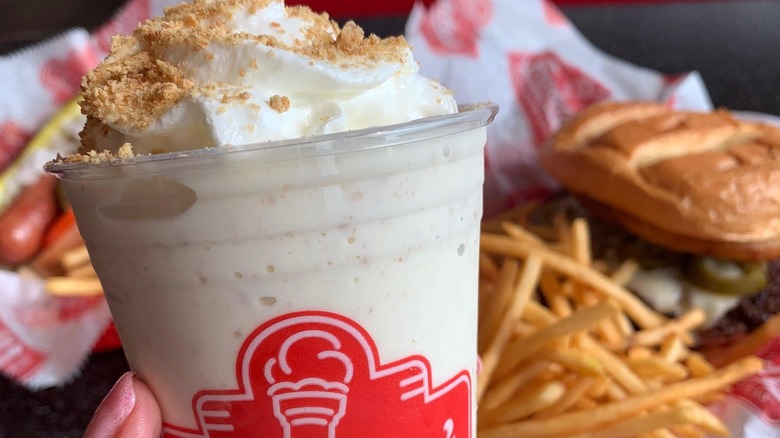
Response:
[47,103,498,437]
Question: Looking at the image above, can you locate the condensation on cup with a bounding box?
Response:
[47,103,498,437]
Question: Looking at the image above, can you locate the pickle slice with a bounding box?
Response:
[683,256,766,296]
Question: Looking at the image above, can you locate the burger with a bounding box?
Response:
[536,101,780,349]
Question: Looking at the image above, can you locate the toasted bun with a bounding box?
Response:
[540,101,780,255]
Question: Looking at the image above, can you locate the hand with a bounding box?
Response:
[84,372,162,438]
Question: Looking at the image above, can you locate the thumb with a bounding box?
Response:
[84,372,162,438]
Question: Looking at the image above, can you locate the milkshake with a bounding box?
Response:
[47,1,496,436]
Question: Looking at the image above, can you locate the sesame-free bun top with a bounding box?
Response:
[540,101,780,261]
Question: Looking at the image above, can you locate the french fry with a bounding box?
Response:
[629,308,705,347]
[610,258,640,285]
[628,346,654,359]
[576,288,623,348]
[31,224,83,276]
[480,361,552,412]
[494,300,620,379]
[570,218,591,266]
[660,334,688,363]
[577,335,648,395]
[61,244,91,272]
[479,259,519,352]
[604,380,628,401]
[522,300,559,327]
[480,381,566,427]
[613,311,635,337]
[640,428,679,438]
[534,376,597,418]
[585,376,611,399]
[46,277,103,297]
[478,256,542,402]
[536,346,604,377]
[686,353,715,378]
[671,423,708,438]
[560,401,727,438]
[479,357,761,438]
[512,321,537,338]
[575,396,599,410]
[481,233,666,328]
[607,260,639,338]
[627,356,689,382]
[539,270,573,318]
[501,221,547,248]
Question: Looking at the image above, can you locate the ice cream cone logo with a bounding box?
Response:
[40,46,99,105]
[419,0,493,57]
[508,51,610,147]
[265,330,354,437]
[162,311,472,437]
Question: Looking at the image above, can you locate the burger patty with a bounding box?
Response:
[697,260,780,349]
[526,192,780,349]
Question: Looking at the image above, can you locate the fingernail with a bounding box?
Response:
[84,372,137,438]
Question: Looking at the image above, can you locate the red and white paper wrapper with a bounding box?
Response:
[406,0,713,217]
[1,0,778,433]
[0,0,178,389]
[406,0,780,435]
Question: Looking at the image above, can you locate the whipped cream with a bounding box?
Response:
[80,0,457,155]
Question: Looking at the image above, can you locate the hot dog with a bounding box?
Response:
[0,174,58,266]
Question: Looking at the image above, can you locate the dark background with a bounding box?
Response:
[1,0,780,436]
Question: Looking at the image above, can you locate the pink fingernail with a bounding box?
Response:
[84,372,137,438]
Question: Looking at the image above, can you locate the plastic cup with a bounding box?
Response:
[46,103,497,437]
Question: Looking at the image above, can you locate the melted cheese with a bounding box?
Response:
[628,267,740,326]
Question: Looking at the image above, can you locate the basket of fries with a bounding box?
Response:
[476,212,764,437]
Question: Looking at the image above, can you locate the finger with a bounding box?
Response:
[84,372,162,438]
[115,374,162,438]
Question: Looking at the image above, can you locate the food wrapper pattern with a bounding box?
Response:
[406,0,779,435]
[0,0,777,434]
[406,0,713,217]
[0,0,179,389]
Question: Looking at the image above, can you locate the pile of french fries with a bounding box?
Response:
[42,243,103,297]
[477,213,763,438]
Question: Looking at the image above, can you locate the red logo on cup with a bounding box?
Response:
[728,337,780,424]
[0,319,46,381]
[508,51,611,147]
[163,311,472,437]
[419,0,493,57]
[93,0,150,53]
[0,121,31,171]
[40,46,100,104]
